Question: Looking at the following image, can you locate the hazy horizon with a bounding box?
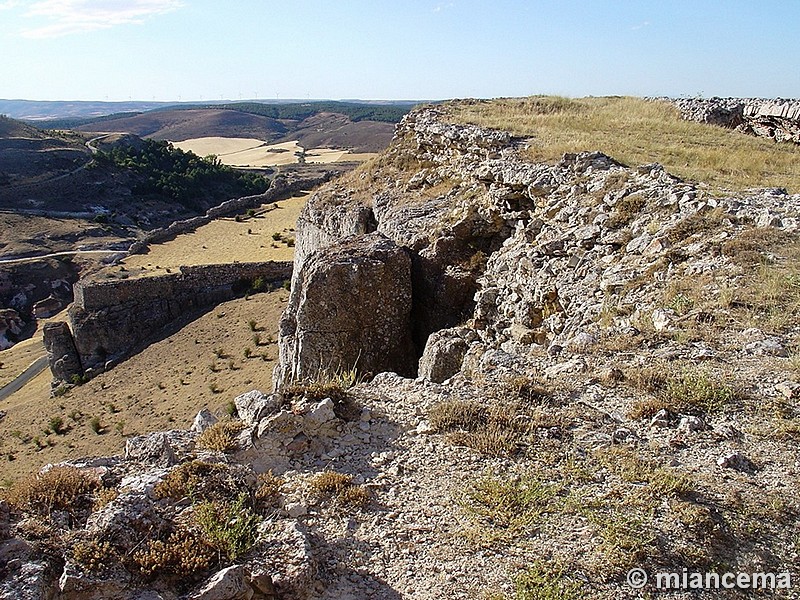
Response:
[1,1,799,102]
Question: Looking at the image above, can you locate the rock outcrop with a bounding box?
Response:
[0,308,23,350]
[42,321,83,382]
[275,233,414,387]
[664,96,800,143]
[276,103,800,388]
[44,261,292,386]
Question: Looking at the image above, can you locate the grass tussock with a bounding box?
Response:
[627,366,739,419]
[283,366,364,420]
[196,420,246,453]
[429,377,556,457]
[154,460,249,503]
[462,474,562,532]
[5,466,97,516]
[446,96,800,192]
[309,471,371,509]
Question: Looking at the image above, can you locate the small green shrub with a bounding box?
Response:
[194,493,260,561]
[89,417,102,434]
[48,416,65,435]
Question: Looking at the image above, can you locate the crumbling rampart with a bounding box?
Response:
[44,261,291,384]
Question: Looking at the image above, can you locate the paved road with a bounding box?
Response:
[0,356,48,402]
[0,249,128,266]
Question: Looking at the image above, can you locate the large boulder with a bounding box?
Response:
[275,233,415,387]
[418,326,477,383]
[42,321,83,384]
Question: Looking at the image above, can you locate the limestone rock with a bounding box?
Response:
[275,232,415,387]
[775,381,800,400]
[124,432,178,467]
[0,558,54,600]
[0,308,23,351]
[234,391,279,426]
[32,296,63,320]
[42,321,83,384]
[192,408,218,433]
[86,493,165,552]
[418,326,475,383]
[188,565,253,600]
[58,560,129,600]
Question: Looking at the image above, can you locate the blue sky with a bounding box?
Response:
[1,0,798,101]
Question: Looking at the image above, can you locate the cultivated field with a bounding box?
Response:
[172,137,376,168]
[116,194,307,278]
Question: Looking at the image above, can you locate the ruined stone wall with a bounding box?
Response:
[128,173,334,254]
[46,261,292,383]
[661,97,800,143]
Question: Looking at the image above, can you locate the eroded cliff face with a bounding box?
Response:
[276,103,800,388]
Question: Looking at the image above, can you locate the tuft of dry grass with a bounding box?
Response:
[446,96,800,192]
[5,466,97,516]
[428,399,487,432]
[154,460,248,503]
[309,471,370,509]
[627,365,739,419]
[254,471,284,509]
[196,419,246,454]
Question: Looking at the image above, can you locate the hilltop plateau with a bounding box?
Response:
[1,97,800,599]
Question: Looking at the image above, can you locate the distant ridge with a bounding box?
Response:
[0,98,423,122]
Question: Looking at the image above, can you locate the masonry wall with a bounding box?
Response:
[45,261,291,383]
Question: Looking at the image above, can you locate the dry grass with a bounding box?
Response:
[446,96,800,192]
[309,471,371,509]
[154,460,249,503]
[196,420,246,454]
[627,365,739,419]
[727,238,800,332]
[5,466,97,516]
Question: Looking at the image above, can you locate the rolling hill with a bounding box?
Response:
[75,108,289,142]
[73,107,397,153]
